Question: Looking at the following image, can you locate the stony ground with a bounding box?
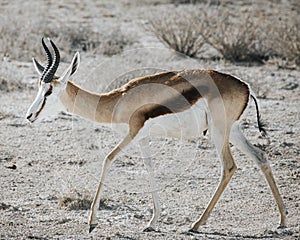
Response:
[0,1,299,239]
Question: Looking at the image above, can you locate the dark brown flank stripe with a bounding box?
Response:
[143,85,203,120]
[121,71,208,122]
[133,70,250,123]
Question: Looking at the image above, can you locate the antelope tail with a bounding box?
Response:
[251,94,267,137]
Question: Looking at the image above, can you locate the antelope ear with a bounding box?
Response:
[32,57,45,75]
[59,52,80,88]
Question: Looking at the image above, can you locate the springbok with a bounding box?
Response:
[26,39,286,233]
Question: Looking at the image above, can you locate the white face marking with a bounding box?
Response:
[25,81,64,123]
[26,51,80,123]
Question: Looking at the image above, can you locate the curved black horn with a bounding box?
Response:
[43,39,60,83]
[41,38,53,81]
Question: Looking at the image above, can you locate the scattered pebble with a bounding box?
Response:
[5,164,17,170]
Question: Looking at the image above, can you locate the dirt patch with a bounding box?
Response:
[0,1,299,240]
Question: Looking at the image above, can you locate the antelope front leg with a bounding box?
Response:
[89,134,132,233]
[139,138,161,232]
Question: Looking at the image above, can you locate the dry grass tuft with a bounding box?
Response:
[0,78,24,92]
[59,189,92,211]
[58,189,111,211]
[95,29,134,57]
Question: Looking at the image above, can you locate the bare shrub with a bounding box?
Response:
[268,16,300,67]
[149,8,272,63]
[203,11,271,64]
[149,10,208,58]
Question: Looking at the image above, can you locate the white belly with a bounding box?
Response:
[136,99,208,140]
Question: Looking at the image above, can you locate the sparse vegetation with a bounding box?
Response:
[0,16,132,61]
[0,15,99,61]
[149,8,270,63]
[1,2,298,68]
[149,6,300,67]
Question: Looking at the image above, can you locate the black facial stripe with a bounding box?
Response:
[34,85,53,119]
[45,85,53,97]
[35,97,47,119]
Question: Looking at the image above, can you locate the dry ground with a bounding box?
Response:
[0,1,299,239]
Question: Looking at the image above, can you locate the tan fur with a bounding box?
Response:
[60,70,249,129]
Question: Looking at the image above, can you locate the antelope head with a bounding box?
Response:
[26,38,80,123]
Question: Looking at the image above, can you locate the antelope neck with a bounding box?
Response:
[59,81,119,123]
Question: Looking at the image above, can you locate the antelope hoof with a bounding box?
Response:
[278,224,287,229]
[89,223,98,233]
[143,226,156,232]
[188,228,200,234]
[191,219,206,230]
